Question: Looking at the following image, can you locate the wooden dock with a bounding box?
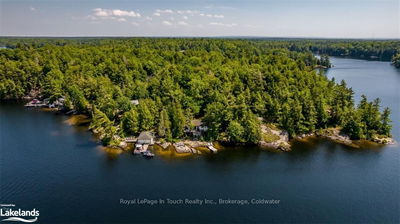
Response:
[207,143,218,153]
[125,137,137,143]
[24,103,47,107]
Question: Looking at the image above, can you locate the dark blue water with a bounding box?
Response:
[1,57,399,223]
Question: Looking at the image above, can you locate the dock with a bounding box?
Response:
[24,103,47,107]
[125,137,137,143]
[207,143,218,153]
[133,143,149,154]
[24,98,65,109]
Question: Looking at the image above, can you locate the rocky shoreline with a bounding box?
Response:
[107,138,219,156]
[259,125,396,151]
[30,102,397,154]
[63,114,396,154]
[316,128,396,148]
[259,124,291,151]
[153,140,219,155]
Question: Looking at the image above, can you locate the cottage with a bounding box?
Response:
[130,100,139,105]
[137,131,154,145]
[192,119,208,132]
[185,119,208,137]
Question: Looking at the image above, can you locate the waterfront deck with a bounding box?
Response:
[207,143,218,153]
[125,137,137,143]
[25,103,47,107]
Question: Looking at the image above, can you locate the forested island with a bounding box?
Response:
[392,53,400,68]
[0,38,398,151]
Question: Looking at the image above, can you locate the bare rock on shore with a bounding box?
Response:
[160,142,171,149]
[317,128,356,147]
[259,124,291,151]
[372,136,396,145]
[317,128,397,147]
[295,133,315,140]
[181,140,209,148]
[118,141,128,150]
[173,142,199,154]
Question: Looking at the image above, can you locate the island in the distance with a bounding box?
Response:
[0,38,397,154]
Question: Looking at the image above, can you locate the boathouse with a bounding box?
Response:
[137,131,154,145]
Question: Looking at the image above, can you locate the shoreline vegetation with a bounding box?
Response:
[46,109,398,155]
[0,38,398,155]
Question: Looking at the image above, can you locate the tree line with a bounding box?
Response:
[392,53,400,68]
[0,38,393,145]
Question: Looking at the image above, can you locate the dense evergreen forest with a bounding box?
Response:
[0,38,395,146]
[392,53,400,68]
[281,39,400,61]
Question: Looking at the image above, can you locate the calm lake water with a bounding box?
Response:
[1,57,399,223]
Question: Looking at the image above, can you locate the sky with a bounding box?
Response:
[0,0,399,38]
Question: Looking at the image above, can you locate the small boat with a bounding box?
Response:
[142,151,154,158]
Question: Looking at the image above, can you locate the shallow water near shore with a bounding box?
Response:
[1,57,399,223]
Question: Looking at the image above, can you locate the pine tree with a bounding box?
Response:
[158,108,172,140]
[242,110,261,143]
[67,85,89,113]
[380,107,392,136]
[315,97,328,129]
[342,110,364,139]
[121,109,139,136]
[227,120,245,143]
[89,107,119,145]
[170,102,185,138]
[137,103,154,131]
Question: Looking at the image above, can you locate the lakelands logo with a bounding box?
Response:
[0,204,39,223]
